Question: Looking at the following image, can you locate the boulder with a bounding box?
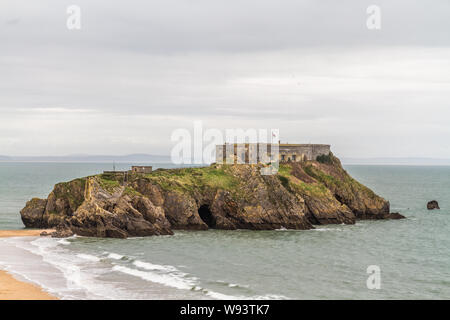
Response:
[427,200,440,210]
[51,224,74,238]
[20,198,47,228]
[381,212,405,220]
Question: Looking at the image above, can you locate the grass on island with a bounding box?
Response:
[97,165,240,196]
[303,162,379,200]
[97,177,121,192]
[93,157,376,202]
[277,163,329,197]
[143,166,240,194]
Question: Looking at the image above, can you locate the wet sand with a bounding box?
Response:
[0,270,57,300]
[0,229,57,300]
[0,229,55,238]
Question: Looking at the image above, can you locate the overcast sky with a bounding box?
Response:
[1,0,449,158]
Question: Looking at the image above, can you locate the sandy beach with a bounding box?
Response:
[0,229,54,238]
[0,270,57,300]
[0,229,57,300]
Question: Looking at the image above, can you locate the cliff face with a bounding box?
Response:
[20,154,404,238]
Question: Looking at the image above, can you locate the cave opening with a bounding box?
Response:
[198,204,215,228]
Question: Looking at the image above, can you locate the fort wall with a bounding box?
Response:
[215,143,331,163]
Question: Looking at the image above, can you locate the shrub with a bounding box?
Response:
[278,175,290,190]
[316,153,333,164]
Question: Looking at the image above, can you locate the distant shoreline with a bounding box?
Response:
[1,161,450,168]
[0,154,172,163]
[0,161,173,164]
[2,159,450,166]
[1,154,450,166]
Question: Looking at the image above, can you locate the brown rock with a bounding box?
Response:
[291,158,391,220]
[208,166,312,230]
[385,212,405,219]
[162,191,208,230]
[427,200,440,210]
[51,223,74,238]
[20,154,404,238]
[20,198,47,228]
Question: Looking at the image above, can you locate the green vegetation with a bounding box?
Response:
[123,187,143,197]
[98,176,121,192]
[303,162,379,200]
[278,174,289,186]
[304,165,340,187]
[87,158,376,204]
[290,180,329,197]
[53,178,87,211]
[144,165,239,194]
[100,172,125,185]
[278,175,290,190]
[276,163,328,197]
[316,153,333,164]
[277,164,292,177]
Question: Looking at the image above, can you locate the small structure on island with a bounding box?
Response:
[103,166,153,183]
[131,166,153,174]
[103,166,152,175]
[215,143,331,164]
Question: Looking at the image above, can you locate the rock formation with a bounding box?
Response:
[427,200,440,210]
[20,153,404,238]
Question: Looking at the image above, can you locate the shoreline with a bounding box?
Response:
[0,229,58,300]
[0,270,58,300]
[0,229,55,238]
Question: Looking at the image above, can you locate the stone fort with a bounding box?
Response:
[215,143,331,164]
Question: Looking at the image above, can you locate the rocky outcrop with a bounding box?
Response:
[20,154,404,238]
[20,198,47,228]
[427,200,440,210]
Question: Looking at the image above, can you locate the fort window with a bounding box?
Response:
[281,155,285,161]
[292,155,296,161]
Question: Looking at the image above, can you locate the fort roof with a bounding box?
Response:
[222,143,330,147]
[279,143,330,147]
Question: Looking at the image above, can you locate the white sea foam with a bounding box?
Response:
[7,237,119,299]
[107,253,124,260]
[2,237,289,300]
[216,280,250,289]
[58,239,71,245]
[112,265,195,290]
[133,260,179,272]
[29,239,92,292]
[76,254,101,262]
[1,238,87,298]
[253,294,289,300]
[205,290,289,300]
[310,227,344,232]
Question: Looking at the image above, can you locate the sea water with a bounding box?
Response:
[0,163,449,299]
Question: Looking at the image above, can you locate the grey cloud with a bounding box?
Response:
[1,0,449,53]
[0,1,449,157]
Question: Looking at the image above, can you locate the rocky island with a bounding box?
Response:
[20,153,404,238]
